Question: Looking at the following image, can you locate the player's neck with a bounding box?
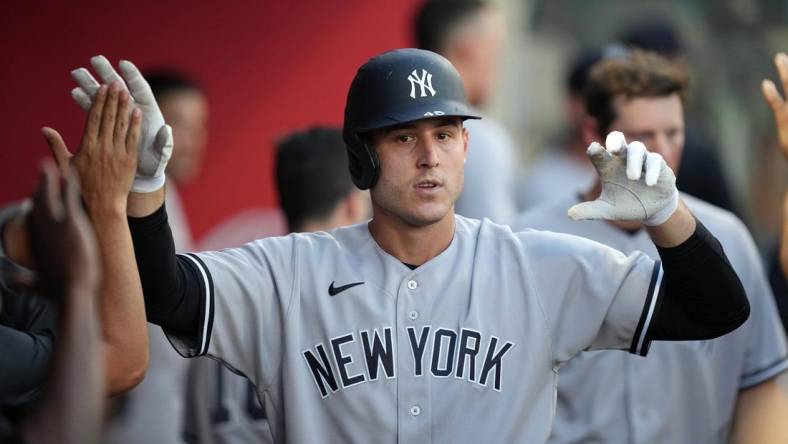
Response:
[368,209,455,267]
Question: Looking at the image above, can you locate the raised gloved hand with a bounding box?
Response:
[568,131,679,226]
[70,55,172,193]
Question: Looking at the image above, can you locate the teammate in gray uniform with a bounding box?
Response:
[71,49,749,443]
[184,358,271,444]
[515,49,788,444]
[183,127,369,444]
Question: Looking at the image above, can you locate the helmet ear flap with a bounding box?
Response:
[347,134,379,190]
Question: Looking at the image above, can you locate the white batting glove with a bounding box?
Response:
[568,131,679,226]
[70,55,173,193]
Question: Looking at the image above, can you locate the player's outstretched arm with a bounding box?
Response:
[761,52,788,278]
[569,132,749,341]
[68,55,205,347]
[42,82,149,395]
[18,161,104,444]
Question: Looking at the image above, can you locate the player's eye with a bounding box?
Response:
[396,134,415,143]
[631,133,654,146]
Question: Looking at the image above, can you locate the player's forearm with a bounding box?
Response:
[129,203,202,337]
[731,378,788,444]
[646,199,696,247]
[128,188,165,218]
[19,283,104,444]
[89,208,149,395]
[648,220,750,341]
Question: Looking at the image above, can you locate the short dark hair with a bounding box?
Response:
[275,127,356,232]
[619,19,682,59]
[584,49,689,137]
[566,50,604,97]
[414,0,488,53]
[144,69,202,100]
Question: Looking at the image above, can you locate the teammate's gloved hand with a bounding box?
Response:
[568,131,679,226]
[70,55,173,193]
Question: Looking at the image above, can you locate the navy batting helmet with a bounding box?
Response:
[343,48,481,189]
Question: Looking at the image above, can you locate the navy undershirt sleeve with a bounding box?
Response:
[648,219,750,341]
[128,204,203,341]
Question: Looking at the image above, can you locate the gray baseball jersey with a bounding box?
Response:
[183,357,273,444]
[514,192,788,444]
[164,215,664,443]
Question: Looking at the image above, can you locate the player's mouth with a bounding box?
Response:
[413,179,443,195]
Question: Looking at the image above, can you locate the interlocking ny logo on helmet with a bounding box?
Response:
[343,48,481,190]
[408,69,436,99]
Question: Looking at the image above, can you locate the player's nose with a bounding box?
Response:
[417,138,440,168]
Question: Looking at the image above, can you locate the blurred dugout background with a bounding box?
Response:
[495,0,788,249]
[1,0,786,251]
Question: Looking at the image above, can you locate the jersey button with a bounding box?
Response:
[409,405,421,416]
[408,310,419,320]
[407,280,418,290]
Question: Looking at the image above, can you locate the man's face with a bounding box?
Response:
[160,90,209,185]
[368,117,468,227]
[452,8,506,107]
[609,93,685,171]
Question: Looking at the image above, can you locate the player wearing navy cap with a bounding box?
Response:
[72,49,748,443]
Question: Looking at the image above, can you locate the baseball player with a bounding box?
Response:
[3,80,147,443]
[15,161,106,444]
[1,81,149,398]
[72,49,749,443]
[515,49,788,444]
[146,69,209,251]
[183,127,369,444]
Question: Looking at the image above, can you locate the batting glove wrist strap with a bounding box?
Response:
[132,173,167,193]
[131,124,173,193]
[643,188,679,226]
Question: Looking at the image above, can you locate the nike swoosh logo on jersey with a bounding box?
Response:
[328,281,364,296]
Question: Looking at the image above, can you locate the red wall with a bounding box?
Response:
[0,1,420,239]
